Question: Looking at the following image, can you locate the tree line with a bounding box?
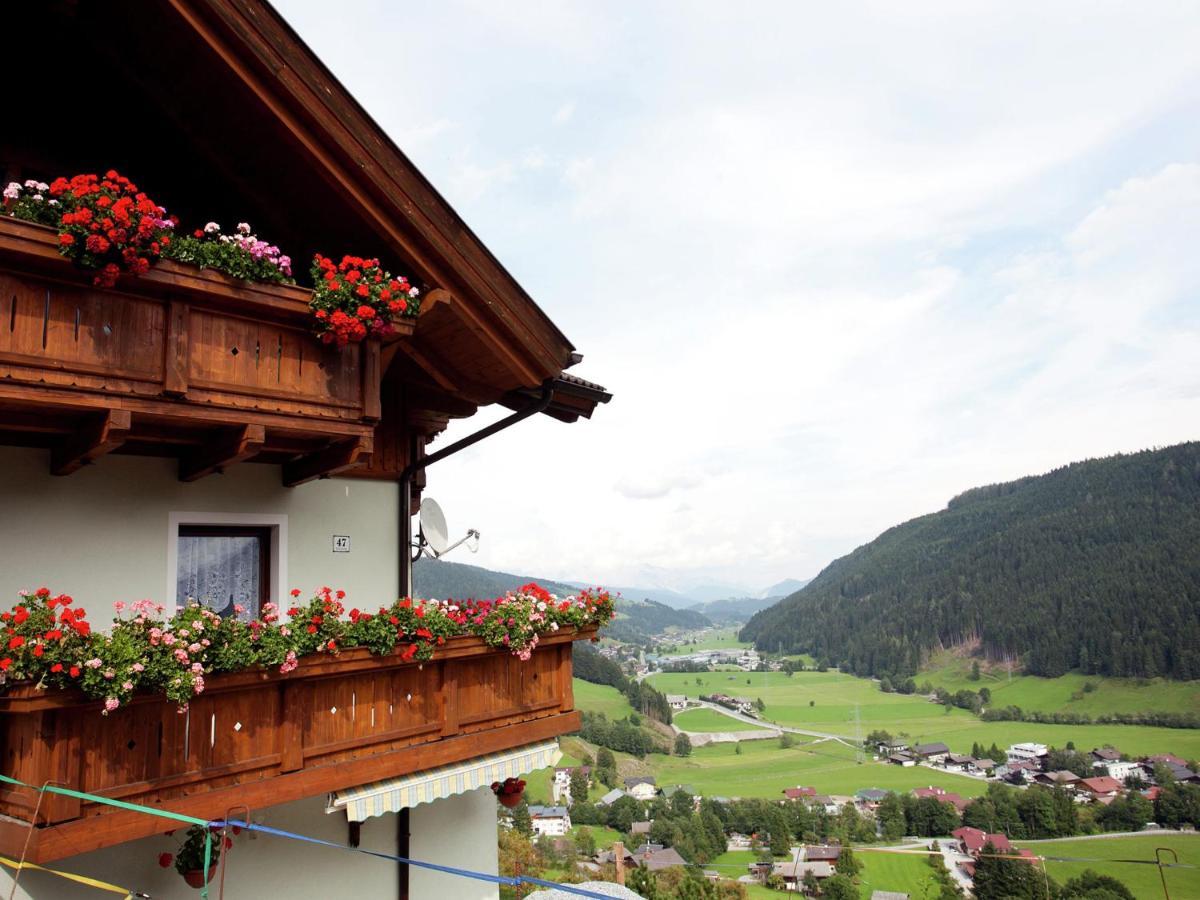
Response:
[741,443,1200,681]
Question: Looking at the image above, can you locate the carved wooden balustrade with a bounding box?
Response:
[0,217,408,483]
[0,627,590,862]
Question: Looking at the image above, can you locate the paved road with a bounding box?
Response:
[690,700,857,745]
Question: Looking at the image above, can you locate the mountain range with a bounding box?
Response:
[741,442,1200,681]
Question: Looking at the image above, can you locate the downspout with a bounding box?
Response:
[398,379,555,598]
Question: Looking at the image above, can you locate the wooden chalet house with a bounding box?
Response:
[0,2,609,898]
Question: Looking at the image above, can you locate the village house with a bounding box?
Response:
[666,694,688,711]
[597,788,628,807]
[636,845,688,872]
[528,806,573,838]
[1099,760,1142,783]
[782,786,818,802]
[1008,742,1050,765]
[771,859,834,891]
[913,742,952,765]
[855,788,891,811]
[995,758,1041,783]
[0,3,610,898]
[877,739,911,756]
[630,820,653,838]
[966,757,998,776]
[1076,776,1124,802]
[624,776,659,801]
[888,752,918,767]
[953,826,1012,857]
[1034,770,1081,790]
[552,765,591,803]
[912,787,969,814]
[805,794,844,815]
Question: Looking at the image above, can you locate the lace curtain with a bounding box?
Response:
[176,532,263,620]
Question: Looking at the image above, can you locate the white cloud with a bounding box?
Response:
[276,0,1200,592]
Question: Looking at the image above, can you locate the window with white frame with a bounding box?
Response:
[169,514,286,619]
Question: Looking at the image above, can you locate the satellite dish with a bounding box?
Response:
[416,497,480,560]
[420,498,450,555]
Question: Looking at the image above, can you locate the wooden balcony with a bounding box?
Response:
[0,626,591,862]
[0,217,412,484]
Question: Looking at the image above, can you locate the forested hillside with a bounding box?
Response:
[740,443,1200,680]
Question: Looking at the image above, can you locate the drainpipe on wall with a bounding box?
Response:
[397,380,555,598]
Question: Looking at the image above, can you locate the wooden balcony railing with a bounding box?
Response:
[0,626,591,862]
[0,217,414,484]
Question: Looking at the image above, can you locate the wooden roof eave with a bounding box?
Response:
[169,0,576,389]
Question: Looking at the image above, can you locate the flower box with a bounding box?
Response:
[0,217,403,478]
[0,625,593,863]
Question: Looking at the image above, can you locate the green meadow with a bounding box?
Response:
[573,678,635,720]
[920,650,1200,717]
[646,670,1200,758]
[659,626,751,654]
[674,707,771,732]
[647,737,987,799]
[855,847,944,899]
[1019,833,1200,899]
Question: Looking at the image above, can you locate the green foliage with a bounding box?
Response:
[511,800,533,837]
[1060,869,1135,900]
[972,849,1059,900]
[741,443,1200,680]
[162,225,292,284]
[821,873,858,900]
[675,732,693,756]
[569,768,590,804]
[579,711,657,757]
[962,783,1078,839]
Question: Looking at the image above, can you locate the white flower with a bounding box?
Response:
[31,194,43,202]
[23,179,38,189]
[36,182,48,192]
[204,222,220,234]
[237,222,251,234]
[408,286,420,298]
[2,183,20,200]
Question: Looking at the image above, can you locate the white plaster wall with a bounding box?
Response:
[0,791,501,899]
[0,445,398,612]
[409,788,501,900]
[0,795,400,899]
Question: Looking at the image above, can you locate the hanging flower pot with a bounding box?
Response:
[492,777,527,808]
[182,868,216,889]
[157,824,224,890]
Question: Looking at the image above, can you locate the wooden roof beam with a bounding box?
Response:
[283,434,372,487]
[50,410,132,476]
[179,424,266,482]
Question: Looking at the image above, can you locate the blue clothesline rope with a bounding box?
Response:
[210,818,624,899]
[0,767,626,900]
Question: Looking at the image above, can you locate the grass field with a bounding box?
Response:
[647,737,988,799]
[659,627,751,655]
[646,670,1200,759]
[573,679,635,719]
[921,651,1200,717]
[674,708,771,732]
[570,823,622,850]
[1019,833,1200,899]
[856,847,943,899]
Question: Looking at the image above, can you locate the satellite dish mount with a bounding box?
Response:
[414,497,480,561]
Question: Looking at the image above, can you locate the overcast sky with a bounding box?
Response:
[279,1,1200,596]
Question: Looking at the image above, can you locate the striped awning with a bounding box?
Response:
[326,740,563,822]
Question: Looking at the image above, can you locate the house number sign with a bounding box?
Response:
[333,535,351,552]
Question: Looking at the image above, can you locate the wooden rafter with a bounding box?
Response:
[282,435,372,487]
[179,424,266,482]
[50,410,132,476]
